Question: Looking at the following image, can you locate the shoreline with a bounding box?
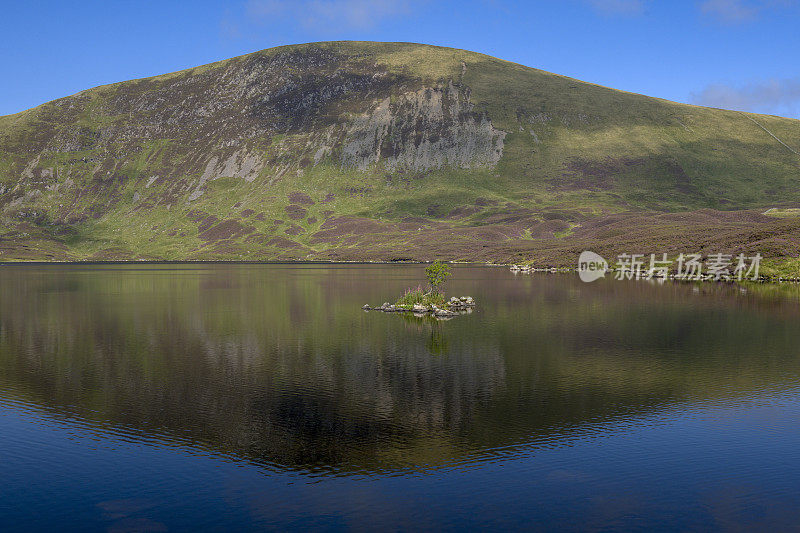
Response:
[1,259,798,283]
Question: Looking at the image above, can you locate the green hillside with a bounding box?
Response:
[1,41,799,264]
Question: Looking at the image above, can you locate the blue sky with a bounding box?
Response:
[2,0,799,118]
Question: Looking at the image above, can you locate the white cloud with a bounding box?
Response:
[246,0,412,30]
[691,78,800,117]
[585,0,646,15]
[699,0,797,24]
[699,0,758,23]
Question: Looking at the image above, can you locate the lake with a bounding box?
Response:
[1,263,800,531]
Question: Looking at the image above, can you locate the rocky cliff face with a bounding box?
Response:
[1,41,799,262]
[342,82,506,171]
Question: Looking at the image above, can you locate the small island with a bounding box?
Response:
[362,261,476,318]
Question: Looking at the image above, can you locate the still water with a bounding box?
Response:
[1,263,799,531]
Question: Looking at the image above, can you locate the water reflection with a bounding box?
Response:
[1,264,799,474]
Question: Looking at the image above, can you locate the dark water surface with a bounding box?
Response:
[1,263,800,531]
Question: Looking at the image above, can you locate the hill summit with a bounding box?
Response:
[1,41,800,263]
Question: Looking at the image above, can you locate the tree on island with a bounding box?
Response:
[377,260,473,313]
[425,260,451,293]
[394,260,452,308]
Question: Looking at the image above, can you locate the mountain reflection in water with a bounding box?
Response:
[2,264,800,530]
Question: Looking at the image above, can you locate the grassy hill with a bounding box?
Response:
[1,41,799,265]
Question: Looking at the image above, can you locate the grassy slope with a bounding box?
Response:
[1,41,799,264]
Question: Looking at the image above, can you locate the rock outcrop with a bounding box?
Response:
[341,82,505,171]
